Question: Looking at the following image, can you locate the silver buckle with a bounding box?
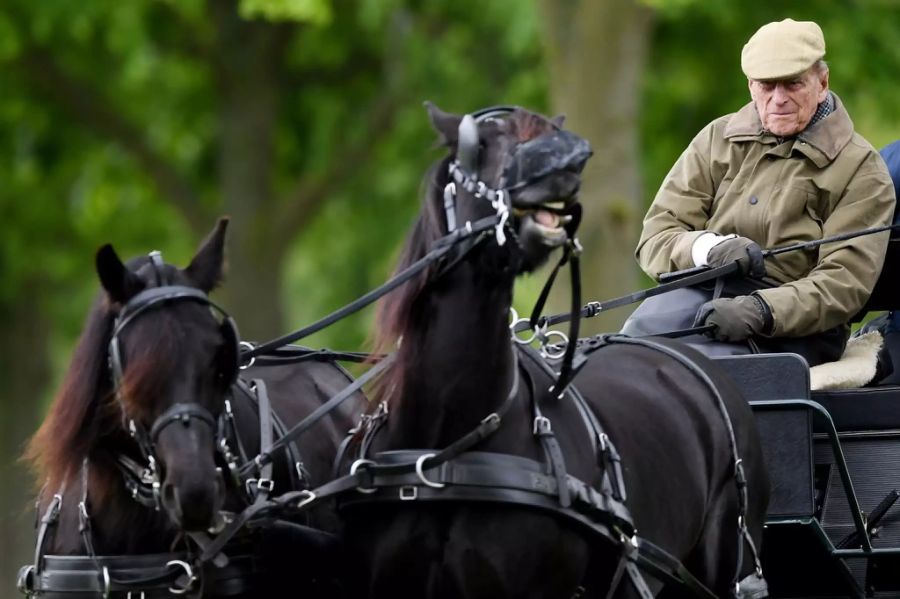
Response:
[399,486,418,501]
[533,416,552,435]
[295,490,317,509]
[166,560,198,595]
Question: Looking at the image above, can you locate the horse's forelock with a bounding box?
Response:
[118,315,185,418]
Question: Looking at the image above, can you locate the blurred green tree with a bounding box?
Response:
[4,0,900,592]
[0,0,546,587]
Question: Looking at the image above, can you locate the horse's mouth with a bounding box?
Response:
[514,201,574,248]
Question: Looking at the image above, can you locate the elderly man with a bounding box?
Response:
[631,18,895,367]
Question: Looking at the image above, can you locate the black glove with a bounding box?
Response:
[693,295,773,342]
[707,236,766,278]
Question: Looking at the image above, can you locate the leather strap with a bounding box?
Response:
[242,353,394,474]
[250,379,274,504]
[243,214,504,360]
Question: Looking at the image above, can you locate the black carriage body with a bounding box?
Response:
[720,236,900,598]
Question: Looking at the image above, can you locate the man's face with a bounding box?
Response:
[749,67,829,137]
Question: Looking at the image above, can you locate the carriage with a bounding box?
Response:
[15,104,900,598]
[717,234,900,599]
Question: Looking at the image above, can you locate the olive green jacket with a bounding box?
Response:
[637,93,895,337]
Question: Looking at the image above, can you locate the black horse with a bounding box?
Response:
[20,218,361,597]
[340,105,770,598]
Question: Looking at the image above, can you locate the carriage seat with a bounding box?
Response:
[712,352,900,432]
[810,386,900,431]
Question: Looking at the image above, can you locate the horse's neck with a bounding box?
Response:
[390,263,516,447]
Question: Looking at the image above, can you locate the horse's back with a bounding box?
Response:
[572,336,769,594]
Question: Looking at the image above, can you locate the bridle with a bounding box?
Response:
[107,251,241,510]
[441,106,516,245]
[18,252,254,598]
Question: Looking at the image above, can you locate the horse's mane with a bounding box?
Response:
[24,292,117,494]
[370,109,556,407]
[25,259,183,498]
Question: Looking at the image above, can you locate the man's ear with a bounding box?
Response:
[817,70,830,102]
[96,245,144,304]
[424,101,462,146]
[185,217,228,292]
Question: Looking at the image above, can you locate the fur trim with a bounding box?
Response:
[810,331,884,391]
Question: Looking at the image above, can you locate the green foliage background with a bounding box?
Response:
[2,0,900,589]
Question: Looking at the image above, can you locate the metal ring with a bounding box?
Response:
[415,453,445,489]
[238,341,256,370]
[511,319,537,345]
[539,330,569,360]
[349,459,377,494]
[166,560,197,595]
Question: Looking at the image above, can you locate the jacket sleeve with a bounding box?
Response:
[755,154,895,336]
[636,123,719,279]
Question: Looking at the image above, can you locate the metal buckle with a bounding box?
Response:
[127,592,146,599]
[481,412,501,427]
[415,453,445,489]
[166,560,198,595]
[349,459,377,494]
[533,416,552,435]
[399,486,418,501]
[295,490,317,509]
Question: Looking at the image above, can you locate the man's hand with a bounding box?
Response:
[693,295,772,341]
[707,236,766,277]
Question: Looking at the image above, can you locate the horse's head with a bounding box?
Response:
[96,218,237,532]
[426,102,592,271]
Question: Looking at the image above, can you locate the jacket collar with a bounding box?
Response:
[723,92,854,167]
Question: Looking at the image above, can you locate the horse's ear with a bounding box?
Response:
[425,101,462,146]
[185,217,228,292]
[96,244,144,304]
[550,114,566,128]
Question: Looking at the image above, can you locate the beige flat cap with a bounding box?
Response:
[741,18,826,80]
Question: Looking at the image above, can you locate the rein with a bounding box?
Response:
[515,261,741,335]
[241,210,505,362]
[659,220,900,283]
[521,219,900,335]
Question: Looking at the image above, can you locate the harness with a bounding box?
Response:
[19,253,324,598]
[325,336,762,599]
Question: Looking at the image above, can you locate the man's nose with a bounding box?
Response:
[772,84,790,103]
